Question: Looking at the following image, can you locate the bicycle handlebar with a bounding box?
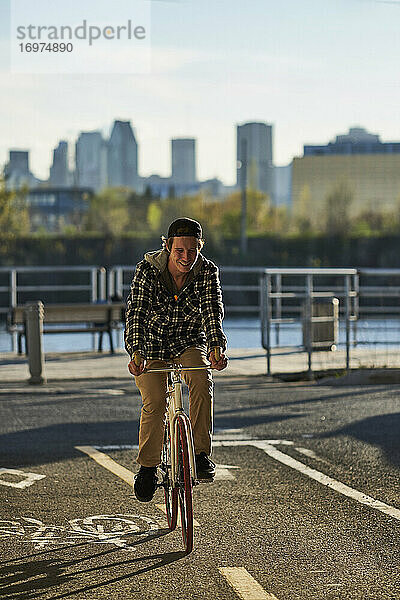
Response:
[133,347,221,367]
[144,365,215,373]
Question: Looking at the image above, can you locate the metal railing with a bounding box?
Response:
[2,265,400,365]
[0,266,106,352]
[260,268,358,376]
[108,265,265,314]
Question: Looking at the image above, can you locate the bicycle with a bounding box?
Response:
[133,348,220,555]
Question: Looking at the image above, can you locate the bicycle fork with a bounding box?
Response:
[169,381,198,486]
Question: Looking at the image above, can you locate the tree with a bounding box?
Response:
[83,187,131,236]
[294,184,313,234]
[324,181,353,236]
[0,178,30,235]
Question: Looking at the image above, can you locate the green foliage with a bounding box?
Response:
[147,201,162,232]
[83,187,131,236]
[324,181,353,235]
[0,177,30,235]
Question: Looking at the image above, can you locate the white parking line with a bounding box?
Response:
[219,567,279,600]
[214,440,400,522]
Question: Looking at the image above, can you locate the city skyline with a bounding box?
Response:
[1,0,400,183]
[3,120,397,189]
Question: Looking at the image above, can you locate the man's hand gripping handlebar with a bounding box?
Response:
[127,347,227,377]
[127,351,146,377]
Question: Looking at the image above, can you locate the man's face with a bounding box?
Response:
[169,236,199,274]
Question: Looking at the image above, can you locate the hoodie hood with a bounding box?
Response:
[144,249,169,272]
[144,248,204,276]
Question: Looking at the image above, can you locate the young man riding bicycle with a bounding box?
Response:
[125,217,228,502]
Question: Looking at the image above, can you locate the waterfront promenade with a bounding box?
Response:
[1,345,400,383]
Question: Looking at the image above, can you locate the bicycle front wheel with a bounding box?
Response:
[176,414,194,554]
[161,420,178,531]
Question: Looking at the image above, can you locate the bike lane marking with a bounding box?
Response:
[219,567,279,600]
[214,440,400,522]
[0,468,46,489]
[75,446,201,525]
[75,446,134,485]
[155,504,200,527]
[91,445,240,480]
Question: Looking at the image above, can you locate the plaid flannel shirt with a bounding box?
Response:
[124,253,227,361]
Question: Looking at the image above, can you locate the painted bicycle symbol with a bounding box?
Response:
[0,514,163,551]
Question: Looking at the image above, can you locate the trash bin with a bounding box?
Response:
[302,297,339,351]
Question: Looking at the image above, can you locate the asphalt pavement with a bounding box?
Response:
[0,370,399,599]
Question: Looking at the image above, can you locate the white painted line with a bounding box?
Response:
[75,446,134,487]
[294,447,331,465]
[155,504,201,527]
[214,464,240,481]
[215,440,400,522]
[86,389,125,396]
[0,468,46,489]
[213,440,293,448]
[219,567,279,600]
[95,445,139,451]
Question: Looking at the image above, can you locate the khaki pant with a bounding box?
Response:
[135,347,214,467]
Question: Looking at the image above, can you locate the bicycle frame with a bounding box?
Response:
[145,364,209,486]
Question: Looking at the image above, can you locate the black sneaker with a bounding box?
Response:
[195,452,216,480]
[134,466,158,502]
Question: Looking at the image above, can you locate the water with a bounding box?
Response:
[1,317,399,353]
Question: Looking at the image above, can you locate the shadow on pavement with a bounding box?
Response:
[326,412,400,469]
[0,541,184,599]
[0,421,140,468]
[0,410,305,468]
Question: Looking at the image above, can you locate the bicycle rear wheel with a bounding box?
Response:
[176,414,194,554]
[161,420,178,531]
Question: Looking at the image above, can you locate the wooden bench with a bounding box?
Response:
[8,302,125,355]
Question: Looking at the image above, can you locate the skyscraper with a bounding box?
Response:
[75,131,107,192]
[236,122,273,197]
[107,120,138,190]
[49,141,71,187]
[3,150,38,189]
[171,138,196,185]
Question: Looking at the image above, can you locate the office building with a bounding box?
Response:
[171,138,196,185]
[304,127,400,156]
[236,122,273,197]
[49,141,71,187]
[3,150,39,189]
[107,120,138,190]
[273,164,292,207]
[292,153,400,224]
[75,131,107,192]
[27,187,92,232]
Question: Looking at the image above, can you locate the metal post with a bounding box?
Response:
[275,274,281,346]
[345,275,351,371]
[90,268,98,302]
[90,268,97,350]
[99,267,106,301]
[352,273,359,347]
[305,274,313,378]
[266,274,272,375]
[108,267,115,299]
[10,269,17,353]
[116,268,123,298]
[25,301,45,384]
[240,138,247,255]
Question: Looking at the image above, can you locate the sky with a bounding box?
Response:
[1,0,400,185]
